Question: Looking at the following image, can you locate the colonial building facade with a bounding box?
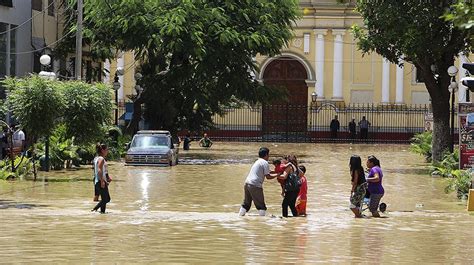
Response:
[256,1,471,107]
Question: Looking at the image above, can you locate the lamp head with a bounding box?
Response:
[39,54,51,66]
[311,92,317,103]
[134,72,143,80]
[447,65,458,77]
[116,67,124,76]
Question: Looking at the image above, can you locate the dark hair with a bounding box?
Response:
[273,159,281,166]
[350,155,364,182]
[96,143,108,155]
[367,155,381,167]
[258,147,269,158]
[287,154,298,168]
[298,165,306,174]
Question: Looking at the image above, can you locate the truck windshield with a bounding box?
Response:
[131,135,169,148]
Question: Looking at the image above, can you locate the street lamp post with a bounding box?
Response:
[112,68,123,126]
[448,65,459,153]
[39,54,56,172]
[310,92,317,135]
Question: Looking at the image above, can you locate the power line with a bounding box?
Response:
[0,0,56,36]
[0,29,74,55]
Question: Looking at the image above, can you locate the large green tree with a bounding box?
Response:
[66,0,298,134]
[352,0,471,161]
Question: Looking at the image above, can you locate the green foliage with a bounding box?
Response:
[410,132,433,162]
[105,131,131,161]
[445,169,473,199]
[3,75,64,140]
[0,157,34,180]
[2,75,114,170]
[444,0,474,48]
[35,125,79,170]
[431,150,459,177]
[61,81,113,145]
[58,0,299,132]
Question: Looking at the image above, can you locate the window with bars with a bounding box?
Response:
[0,0,13,7]
[0,23,16,77]
[48,0,54,16]
[32,0,42,11]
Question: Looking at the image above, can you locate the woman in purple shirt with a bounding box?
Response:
[366,155,384,217]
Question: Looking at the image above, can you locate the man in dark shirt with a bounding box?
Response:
[348,118,357,142]
[183,134,192,150]
[330,115,340,139]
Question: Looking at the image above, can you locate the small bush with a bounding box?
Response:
[430,150,459,177]
[445,169,473,199]
[410,131,432,162]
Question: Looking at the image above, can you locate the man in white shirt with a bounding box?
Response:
[239,147,278,216]
[12,125,25,152]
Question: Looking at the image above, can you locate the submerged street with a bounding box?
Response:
[0,143,472,263]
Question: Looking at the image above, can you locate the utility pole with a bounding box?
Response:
[75,0,83,80]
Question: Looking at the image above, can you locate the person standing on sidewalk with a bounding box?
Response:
[348,118,357,142]
[330,115,340,139]
[239,147,278,216]
[359,116,371,141]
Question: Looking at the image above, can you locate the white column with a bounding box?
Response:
[459,53,468,102]
[381,58,390,103]
[332,29,345,100]
[117,53,125,101]
[303,33,310,54]
[314,29,327,99]
[395,58,404,104]
[103,59,111,84]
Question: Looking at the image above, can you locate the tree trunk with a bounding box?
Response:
[418,58,454,162]
[431,100,451,162]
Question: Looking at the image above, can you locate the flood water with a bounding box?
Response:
[0,143,473,263]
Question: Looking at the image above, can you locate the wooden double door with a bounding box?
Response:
[262,58,308,134]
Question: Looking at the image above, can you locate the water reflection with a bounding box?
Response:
[140,174,150,211]
[0,143,473,263]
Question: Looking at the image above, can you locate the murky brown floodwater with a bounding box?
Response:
[0,143,473,263]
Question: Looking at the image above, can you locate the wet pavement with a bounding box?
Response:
[0,143,473,263]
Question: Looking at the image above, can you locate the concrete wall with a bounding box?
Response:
[0,0,32,76]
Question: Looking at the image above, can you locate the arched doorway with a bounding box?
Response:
[262,57,308,140]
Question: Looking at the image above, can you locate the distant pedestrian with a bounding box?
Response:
[348,118,357,141]
[92,143,111,214]
[199,133,213,148]
[239,147,278,216]
[12,125,25,153]
[0,127,7,159]
[359,116,371,141]
[330,115,340,139]
[183,133,192,150]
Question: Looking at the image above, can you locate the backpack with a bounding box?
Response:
[284,167,301,192]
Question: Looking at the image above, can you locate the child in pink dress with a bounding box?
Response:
[296,165,307,216]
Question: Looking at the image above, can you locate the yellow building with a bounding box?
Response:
[256,1,471,107]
